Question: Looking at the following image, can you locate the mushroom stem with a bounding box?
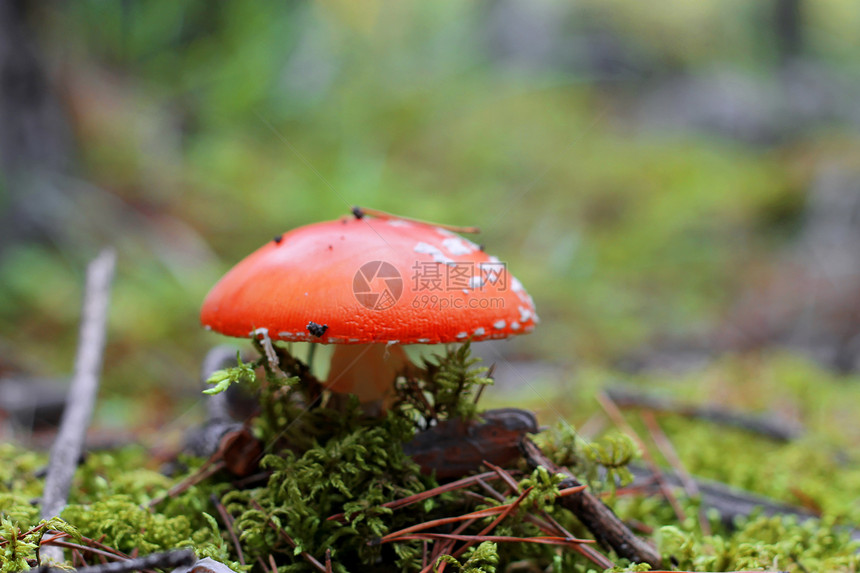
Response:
[325,343,414,407]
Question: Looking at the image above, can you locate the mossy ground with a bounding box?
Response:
[2,346,860,572]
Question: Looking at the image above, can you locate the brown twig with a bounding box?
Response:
[40,249,116,566]
[626,463,821,528]
[56,549,194,573]
[211,494,245,566]
[521,437,662,568]
[328,470,509,521]
[449,486,535,560]
[256,555,272,573]
[40,540,129,565]
[604,386,802,442]
[483,461,520,493]
[397,533,592,546]
[148,459,226,508]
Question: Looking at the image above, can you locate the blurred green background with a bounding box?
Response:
[2,0,860,431]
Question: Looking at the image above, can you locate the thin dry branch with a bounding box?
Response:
[34,546,194,573]
[604,386,802,441]
[626,463,820,527]
[40,249,116,564]
[521,437,663,569]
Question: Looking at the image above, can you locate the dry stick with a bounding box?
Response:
[483,461,520,493]
[482,463,613,570]
[625,463,821,527]
[256,556,272,573]
[149,459,226,508]
[640,410,711,536]
[41,532,133,566]
[40,249,116,566]
[70,549,193,573]
[381,484,590,545]
[427,518,475,569]
[42,540,125,564]
[324,549,333,573]
[328,470,506,521]
[596,391,688,524]
[403,534,593,546]
[38,539,175,573]
[604,386,802,442]
[211,494,246,566]
[521,437,662,569]
[448,486,535,562]
[425,478,595,572]
[381,504,526,543]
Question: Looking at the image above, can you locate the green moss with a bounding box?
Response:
[225,406,427,570]
[4,348,860,572]
[435,541,499,573]
[657,514,860,572]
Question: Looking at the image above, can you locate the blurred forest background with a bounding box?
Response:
[2,0,860,437]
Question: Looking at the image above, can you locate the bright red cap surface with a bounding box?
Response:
[201,216,538,344]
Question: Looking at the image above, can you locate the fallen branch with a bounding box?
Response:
[604,386,802,442]
[626,463,820,526]
[520,437,663,569]
[40,249,116,565]
[33,548,195,573]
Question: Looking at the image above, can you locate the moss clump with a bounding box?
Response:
[224,404,428,571]
[4,347,860,572]
[657,514,860,572]
[395,343,493,423]
[435,541,499,573]
[0,445,238,572]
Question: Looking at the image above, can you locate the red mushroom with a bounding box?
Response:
[200,210,537,409]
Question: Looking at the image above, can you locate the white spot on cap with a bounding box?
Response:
[493,320,506,330]
[511,321,521,330]
[251,327,269,337]
[348,338,360,343]
[473,327,485,336]
[469,276,485,289]
[512,277,524,292]
[462,289,469,294]
[414,242,454,265]
[456,331,469,339]
[417,338,431,343]
[304,292,309,296]
[203,324,212,331]
[442,237,474,256]
[386,340,399,347]
[436,228,457,237]
[518,306,532,323]
[278,331,294,338]
[386,219,412,227]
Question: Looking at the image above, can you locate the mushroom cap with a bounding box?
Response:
[201,216,538,344]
